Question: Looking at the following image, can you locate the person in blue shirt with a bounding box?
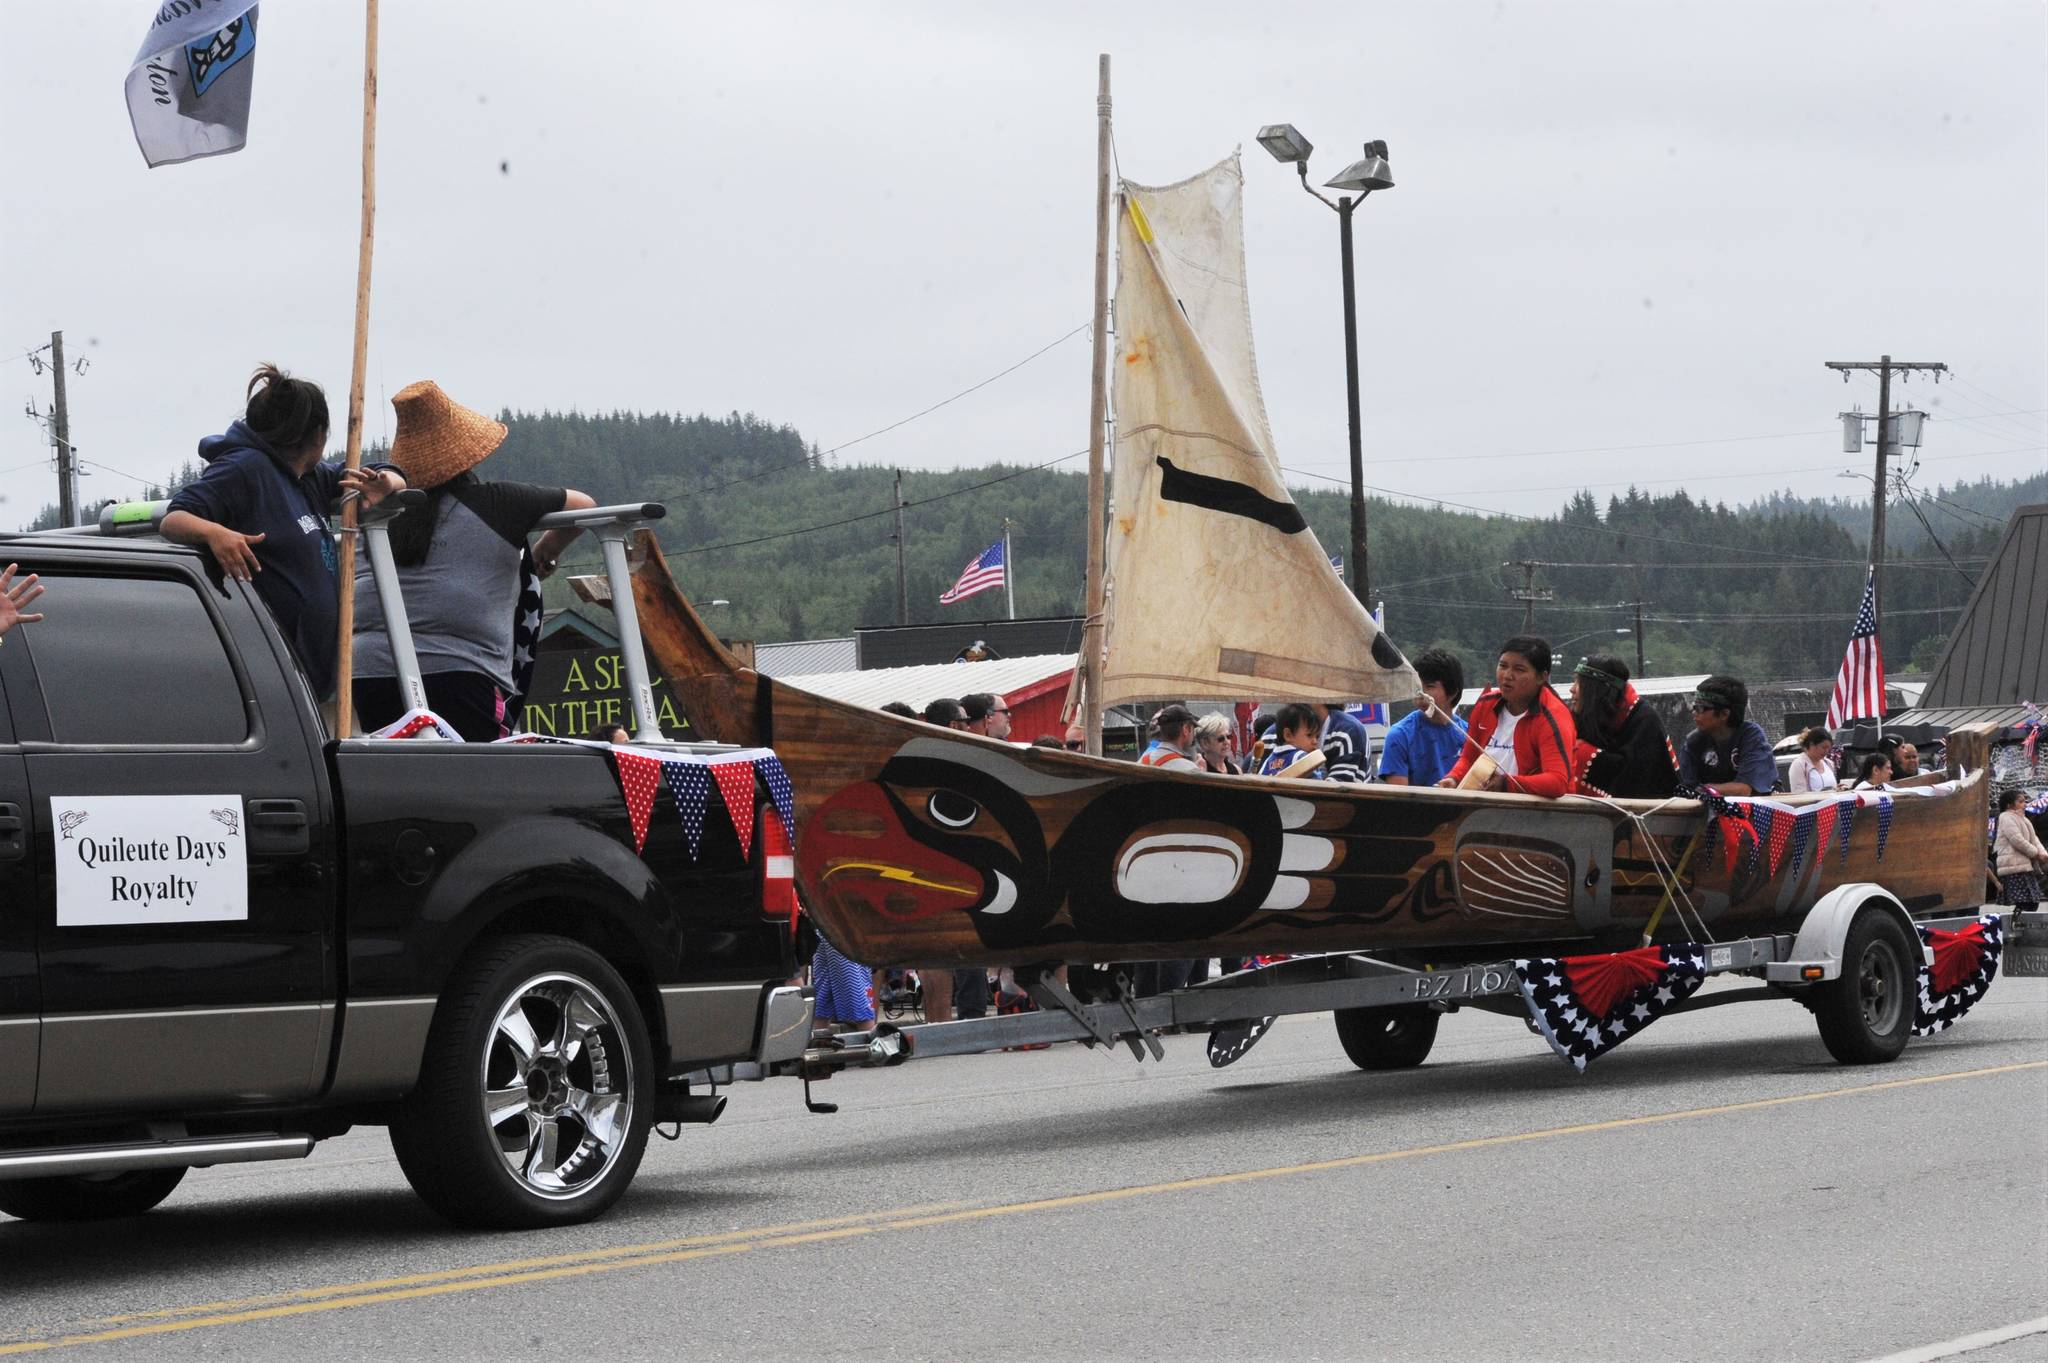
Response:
[1378,648,1470,787]
[1677,674,1777,795]
[1259,704,1326,778]
[1317,703,1374,783]
[163,364,403,698]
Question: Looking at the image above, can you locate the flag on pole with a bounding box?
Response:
[127,2,260,168]
[938,538,1006,605]
[1824,567,1886,728]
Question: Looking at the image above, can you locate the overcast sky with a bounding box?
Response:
[3,2,2043,531]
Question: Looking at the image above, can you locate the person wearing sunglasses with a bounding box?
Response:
[1677,674,1776,796]
[959,692,1012,741]
[1062,722,1087,752]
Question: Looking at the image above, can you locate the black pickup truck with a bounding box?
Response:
[0,521,807,1228]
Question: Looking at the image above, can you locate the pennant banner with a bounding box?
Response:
[1874,794,1895,862]
[1787,808,1815,880]
[758,754,797,832]
[611,750,663,853]
[709,759,758,860]
[1514,945,1710,1071]
[1913,913,2003,1036]
[661,761,715,860]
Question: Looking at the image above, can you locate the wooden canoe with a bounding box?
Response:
[625,531,1990,969]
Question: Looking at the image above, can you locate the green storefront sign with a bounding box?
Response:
[518,648,693,740]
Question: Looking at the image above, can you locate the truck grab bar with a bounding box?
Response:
[356,491,431,718]
[531,502,669,743]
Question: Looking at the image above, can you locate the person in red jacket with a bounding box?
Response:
[1439,635,1575,797]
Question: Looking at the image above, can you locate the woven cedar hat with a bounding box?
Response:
[386,381,507,490]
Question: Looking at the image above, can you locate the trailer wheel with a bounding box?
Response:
[390,934,654,1229]
[0,1167,186,1223]
[1333,1005,1440,1070]
[1813,908,1916,1065]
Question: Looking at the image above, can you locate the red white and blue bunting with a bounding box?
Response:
[1913,912,2004,1036]
[1514,945,1709,1071]
[1679,783,1960,882]
[371,716,794,858]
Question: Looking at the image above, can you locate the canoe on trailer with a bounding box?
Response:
[623,531,1991,970]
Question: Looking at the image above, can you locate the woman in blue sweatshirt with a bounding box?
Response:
[163,364,402,697]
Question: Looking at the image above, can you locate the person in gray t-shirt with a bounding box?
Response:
[351,381,593,740]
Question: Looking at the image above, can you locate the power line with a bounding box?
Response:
[692,321,1090,498]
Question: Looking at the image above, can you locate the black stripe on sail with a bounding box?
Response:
[1156,456,1307,535]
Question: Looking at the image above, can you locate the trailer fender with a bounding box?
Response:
[1764,884,1931,983]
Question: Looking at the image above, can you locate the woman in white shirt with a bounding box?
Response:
[1851,751,1893,792]
[1787,727,1837,792]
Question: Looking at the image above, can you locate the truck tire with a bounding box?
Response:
[1813,908,1916,1065]
[390,934,655,1229]
[1333,1005,1440,1070]
[0,1167,187,1222]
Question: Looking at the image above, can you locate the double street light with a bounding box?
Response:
[1257,123,1393,610]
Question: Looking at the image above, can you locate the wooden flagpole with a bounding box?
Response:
[333,0,380,737]
[1079,53,1112,756]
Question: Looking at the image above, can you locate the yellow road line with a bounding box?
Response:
[4,1058,2040,1356]
[75,1200,976,1328]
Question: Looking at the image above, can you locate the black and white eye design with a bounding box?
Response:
[927,790,980,829]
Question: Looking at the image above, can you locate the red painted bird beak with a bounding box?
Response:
[798,781,983,923]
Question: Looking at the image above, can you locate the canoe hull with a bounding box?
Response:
[627,532,1990,968]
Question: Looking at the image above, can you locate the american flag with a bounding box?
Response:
[1329,553,1344,580]
[939,538,1006,605]
[1825,566,1886,728]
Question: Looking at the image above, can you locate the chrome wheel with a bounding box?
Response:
[481,972,636,1200]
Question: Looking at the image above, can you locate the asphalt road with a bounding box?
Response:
[2,976,2044,1363]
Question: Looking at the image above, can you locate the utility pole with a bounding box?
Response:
[1001,517,1016,621]
[1633,597,1646,678]
[50,330,76,527]
[890,469,908,626]
[1507,561,1553,634]
[1824,355,1946,632]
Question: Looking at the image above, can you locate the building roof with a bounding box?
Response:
[855,616,1084,670]
[1917,503,2048,712]
[781,653,1076,712]
[754,636,857,678]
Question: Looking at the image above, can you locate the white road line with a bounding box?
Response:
[1857,1315,2048,1363]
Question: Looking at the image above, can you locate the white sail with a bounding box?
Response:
[1099,153,1418,707]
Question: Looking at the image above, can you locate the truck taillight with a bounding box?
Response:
[758,804,798,936]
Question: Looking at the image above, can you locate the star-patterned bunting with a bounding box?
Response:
[1874,794,1895,862]
[758,755,797,832]
[1513,945,1710,1071]
[1912,912,2004,1036]
[1787,808,1815,880]
[1835,799,1856,865]
[662,761,715,859]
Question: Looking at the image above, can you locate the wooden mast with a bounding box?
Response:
[1080,54,1112,756]
[333,0,380,737]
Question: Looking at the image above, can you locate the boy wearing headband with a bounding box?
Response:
[1677,674,1775,796]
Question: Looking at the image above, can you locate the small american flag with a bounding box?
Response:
[939,538,1006,605]
[1329,553,1344,580]
[1825,566,1886,728]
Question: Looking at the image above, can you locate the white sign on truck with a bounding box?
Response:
[51,796,248,926]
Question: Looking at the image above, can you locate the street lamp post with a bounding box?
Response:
[1257,124,1393,610]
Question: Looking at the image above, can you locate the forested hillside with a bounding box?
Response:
[42,407,2037,681]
